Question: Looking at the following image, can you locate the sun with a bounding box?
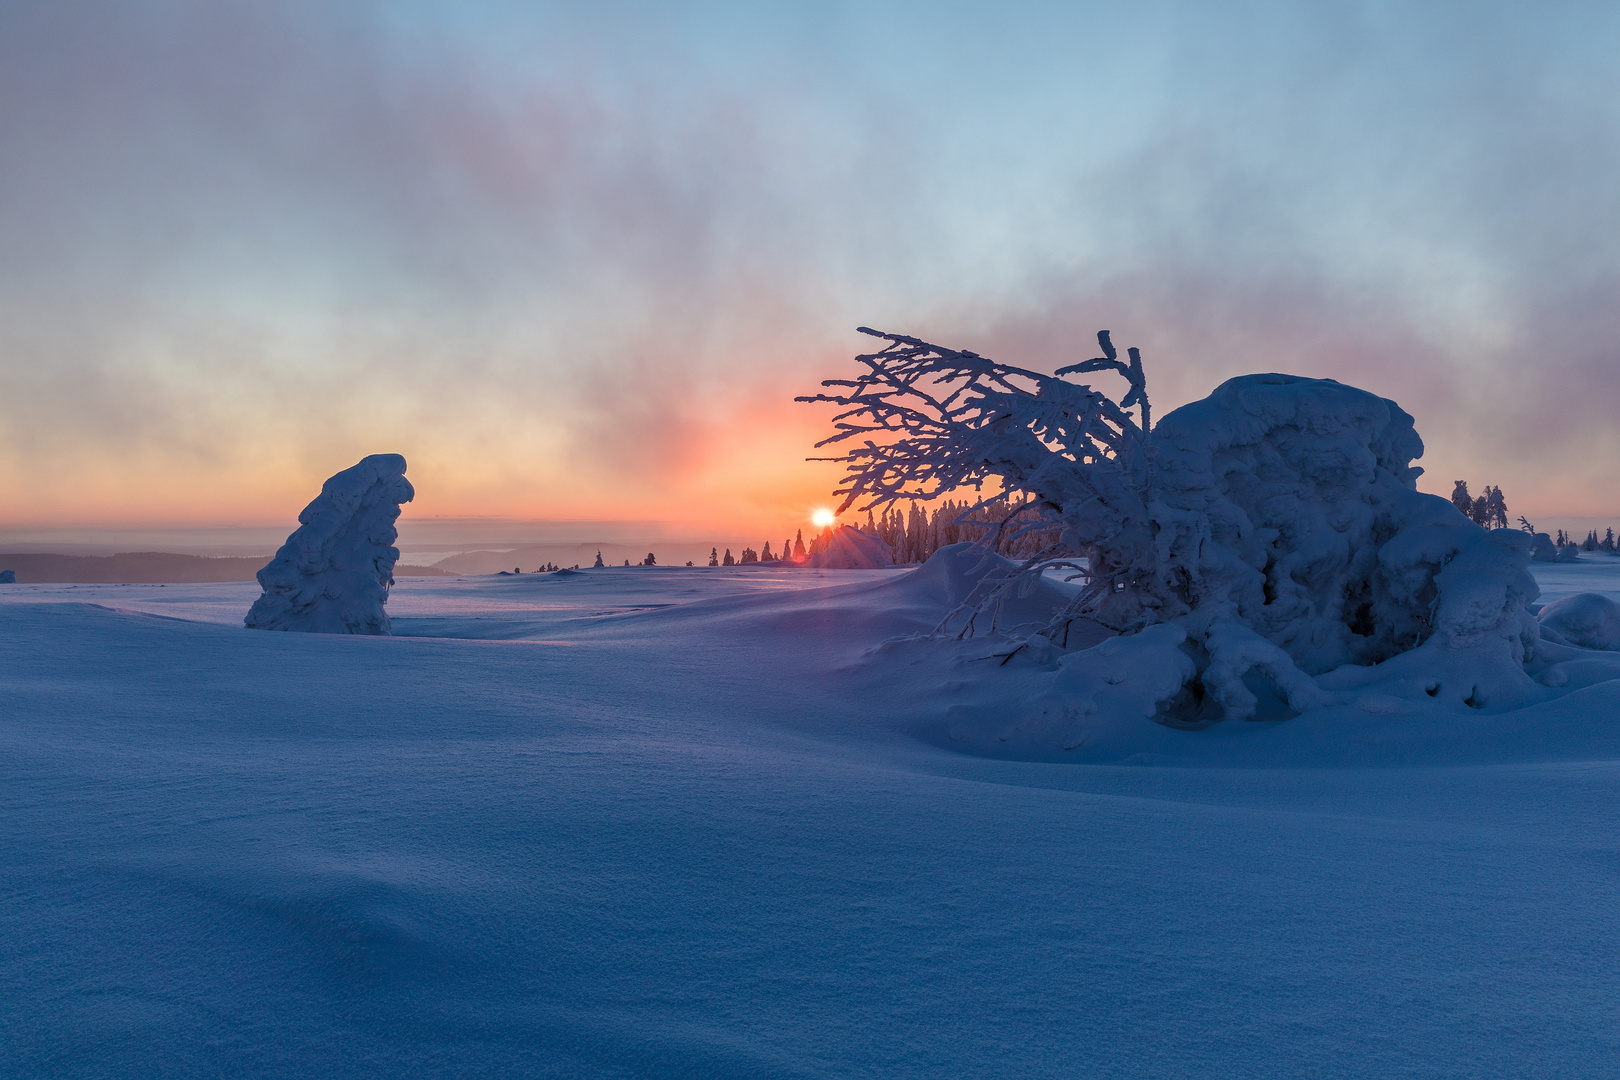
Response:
[811,508,835,528]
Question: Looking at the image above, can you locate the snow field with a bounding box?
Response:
[3,558,1620,1076]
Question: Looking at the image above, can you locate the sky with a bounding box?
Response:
[4,0,1620,539]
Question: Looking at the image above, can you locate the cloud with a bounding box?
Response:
[3,1,1620,527]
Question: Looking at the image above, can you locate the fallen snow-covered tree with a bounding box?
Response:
[245,454,415,635]
[801,328,1578,726]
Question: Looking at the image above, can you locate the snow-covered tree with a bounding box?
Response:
[1603,528,1615,553]
[722,548,736,566]
[245,454,415,635]
[593,551,605,568]
[1451,481,1473,517]
[708,548,719,567]
[740,547,758,563]
[792,530,807,559]
[802,327,1543,722]
[642,552,657,565]
[761,541,775,561]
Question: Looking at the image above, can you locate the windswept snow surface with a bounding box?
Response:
[5,559,1620,1077]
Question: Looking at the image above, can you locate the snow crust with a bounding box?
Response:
[244,454,414,634]
[806,524,894,569]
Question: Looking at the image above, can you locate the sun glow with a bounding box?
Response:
[811,508,835,528]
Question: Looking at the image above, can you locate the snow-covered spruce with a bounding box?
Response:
[245,454,415,635]
[803,329,1608,730]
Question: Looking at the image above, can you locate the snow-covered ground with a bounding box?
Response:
[4,558,1620,1077]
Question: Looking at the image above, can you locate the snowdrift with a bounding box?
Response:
[1539,592,1620,651]
[244,454,415,634]
[807,525,894,569]
[878,374,1620,755]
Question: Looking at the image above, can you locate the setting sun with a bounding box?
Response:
[811,508,835,528]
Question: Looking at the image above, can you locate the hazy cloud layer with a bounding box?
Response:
[4,0,1619,530]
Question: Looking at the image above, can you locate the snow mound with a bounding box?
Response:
[1528,533,1581,563]
[1539,592,1620,651]
[1120,374,1541,721]
[0,570,14,584]
[894,542,1097,636]
[920,374,1559,747]
[807,525,894,569]
[244,454,415,635]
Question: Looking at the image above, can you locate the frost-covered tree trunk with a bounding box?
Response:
[245,454,414,635]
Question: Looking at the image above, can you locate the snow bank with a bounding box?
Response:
[1539,592,1620,651]
[244,454,415,634]
[807,525,894,569]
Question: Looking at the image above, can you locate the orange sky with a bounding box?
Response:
[5,4,1620,535]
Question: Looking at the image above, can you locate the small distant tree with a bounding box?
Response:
[793,529,806,559]
[642,552,657,565]
[782,538,792,562]
[722,548,736,566]
[1604,528,1615,553]
[623,559,630,566]
[761,541,775,561]
[593,551,604,568]
[685,560,694,566]
[1556,529,1568,547]
[1584,531,1600,551]
[740,547,758,563]
[708,547,719,567]
[1481,486,1508,529]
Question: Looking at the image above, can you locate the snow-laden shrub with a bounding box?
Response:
[245,454,415,635]
[0,569,14,584]
[803,329,1548,723]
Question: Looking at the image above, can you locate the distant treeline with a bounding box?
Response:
[1555,529,1619,552]
[860,497,1059,564]
[0,552,450,584]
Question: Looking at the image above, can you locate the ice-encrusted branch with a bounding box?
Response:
[797,327,1161,631]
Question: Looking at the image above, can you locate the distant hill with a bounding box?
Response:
[0,552,451,584]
